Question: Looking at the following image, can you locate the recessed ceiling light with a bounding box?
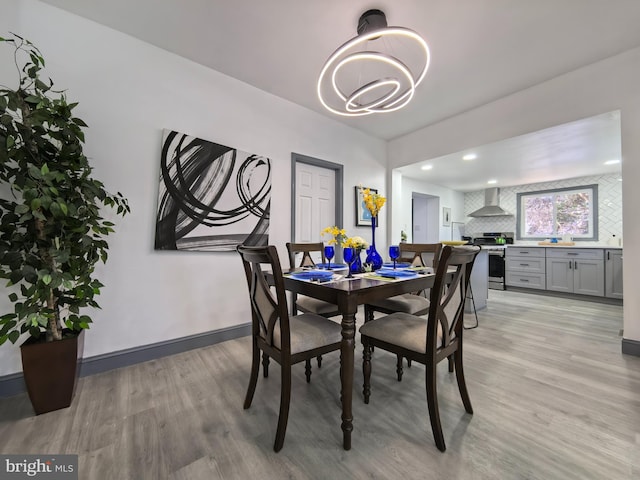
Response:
[421,165,433,171]
[487,179,497,184]
[604,159,621,165]
[462,153,477,161]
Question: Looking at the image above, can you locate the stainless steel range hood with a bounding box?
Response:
[468,188,512,217]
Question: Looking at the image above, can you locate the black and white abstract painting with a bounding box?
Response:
[155,130,271,251]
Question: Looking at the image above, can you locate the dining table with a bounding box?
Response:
[279,267,439,450]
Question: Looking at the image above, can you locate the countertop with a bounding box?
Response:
[507,244,622,249]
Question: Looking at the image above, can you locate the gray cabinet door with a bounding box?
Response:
[574,259,604,296]
[605,250,623,298]
[546,258,573,293]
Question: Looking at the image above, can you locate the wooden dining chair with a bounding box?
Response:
[364,243,443,375]
[285,242,341,318]
[237,245,342,452]
[359,245,480,452]
[364,242,442,320]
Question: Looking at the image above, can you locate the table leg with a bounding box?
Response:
[340,309,356,450]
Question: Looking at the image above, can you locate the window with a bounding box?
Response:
[516,185,598,240]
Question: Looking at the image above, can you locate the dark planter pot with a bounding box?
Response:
[20,329,85,415]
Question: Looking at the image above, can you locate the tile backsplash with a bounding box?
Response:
[464,174,622,245]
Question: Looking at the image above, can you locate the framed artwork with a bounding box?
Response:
[356,186,377,226]
[442,207,451,227]
[155,129,271,251]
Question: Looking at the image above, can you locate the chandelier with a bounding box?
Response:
[317,9,430,117]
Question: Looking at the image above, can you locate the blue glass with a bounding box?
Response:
[343,246,356,278]
[389,245,401,269]
[324,245,335,270]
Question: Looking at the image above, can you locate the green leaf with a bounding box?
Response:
[42,274,52,285]
[6,136,14,148]
[41,163,49,175]
[8,293,17,302]
[15,204,29,214]
[8,330,19,344]
[30,198,41,210]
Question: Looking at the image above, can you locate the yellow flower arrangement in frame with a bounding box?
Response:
[355,186,386,226]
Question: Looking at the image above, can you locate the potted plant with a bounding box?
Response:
[0,34,129,414]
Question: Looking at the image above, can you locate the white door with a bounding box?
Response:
[295,163,335,243]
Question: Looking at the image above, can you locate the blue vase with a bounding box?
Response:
[365,218,383,270]
[351,249,364,274]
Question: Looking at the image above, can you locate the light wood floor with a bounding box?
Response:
[1,290,639,479]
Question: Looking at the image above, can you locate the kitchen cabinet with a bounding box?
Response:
[546,248,604,296]
[505,247,546,290]
[605,249,623,299]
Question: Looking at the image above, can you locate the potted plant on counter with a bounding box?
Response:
[0,34,130,414]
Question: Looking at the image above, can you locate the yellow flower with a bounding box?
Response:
[343,236,369,249]
[321,225,347,245]
[361,187,386,217]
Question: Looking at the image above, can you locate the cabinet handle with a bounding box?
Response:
[520,278,529,282]
[607,252,610,260]
[567,252,578,256]
[574,261,578,269]
[569,261,572,269]
[520,263,530,266]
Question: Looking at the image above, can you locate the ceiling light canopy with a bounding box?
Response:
[317,9,430,117]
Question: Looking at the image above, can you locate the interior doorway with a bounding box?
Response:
[291,153,344,244]
[412,192,439,243]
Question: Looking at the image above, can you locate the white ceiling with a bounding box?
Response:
[40,0,639,190]
[397,110,622,192]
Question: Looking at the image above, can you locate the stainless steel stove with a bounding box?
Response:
[472,233,513,290]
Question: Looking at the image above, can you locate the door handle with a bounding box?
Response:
[574,261,578,269]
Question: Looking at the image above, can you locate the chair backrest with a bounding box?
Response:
[285,242,326,269]
[426,246,480,356]
[237,245,292,354]
[399,243,443,268]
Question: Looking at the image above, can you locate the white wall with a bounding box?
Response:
[389,46,640,343]
[394,176,465,243]
[0,1,387,376]
[464,173,622,244]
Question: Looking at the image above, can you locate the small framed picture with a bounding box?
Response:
[356,186,377,227]
[442,207,451,227]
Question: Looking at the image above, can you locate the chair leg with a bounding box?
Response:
[448,355,454,373]
[364,305,374,322]
[426,363,446,452]
[305,359,312,383]
[317,355,322,368]
[407,358,412,368]
[364,307,374,351]
[362,339,372,404]
[396,354,404,381]
[244,340,260,409]
[274,361,292,452]
[454,350,473,414]
[262,352,270,378]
